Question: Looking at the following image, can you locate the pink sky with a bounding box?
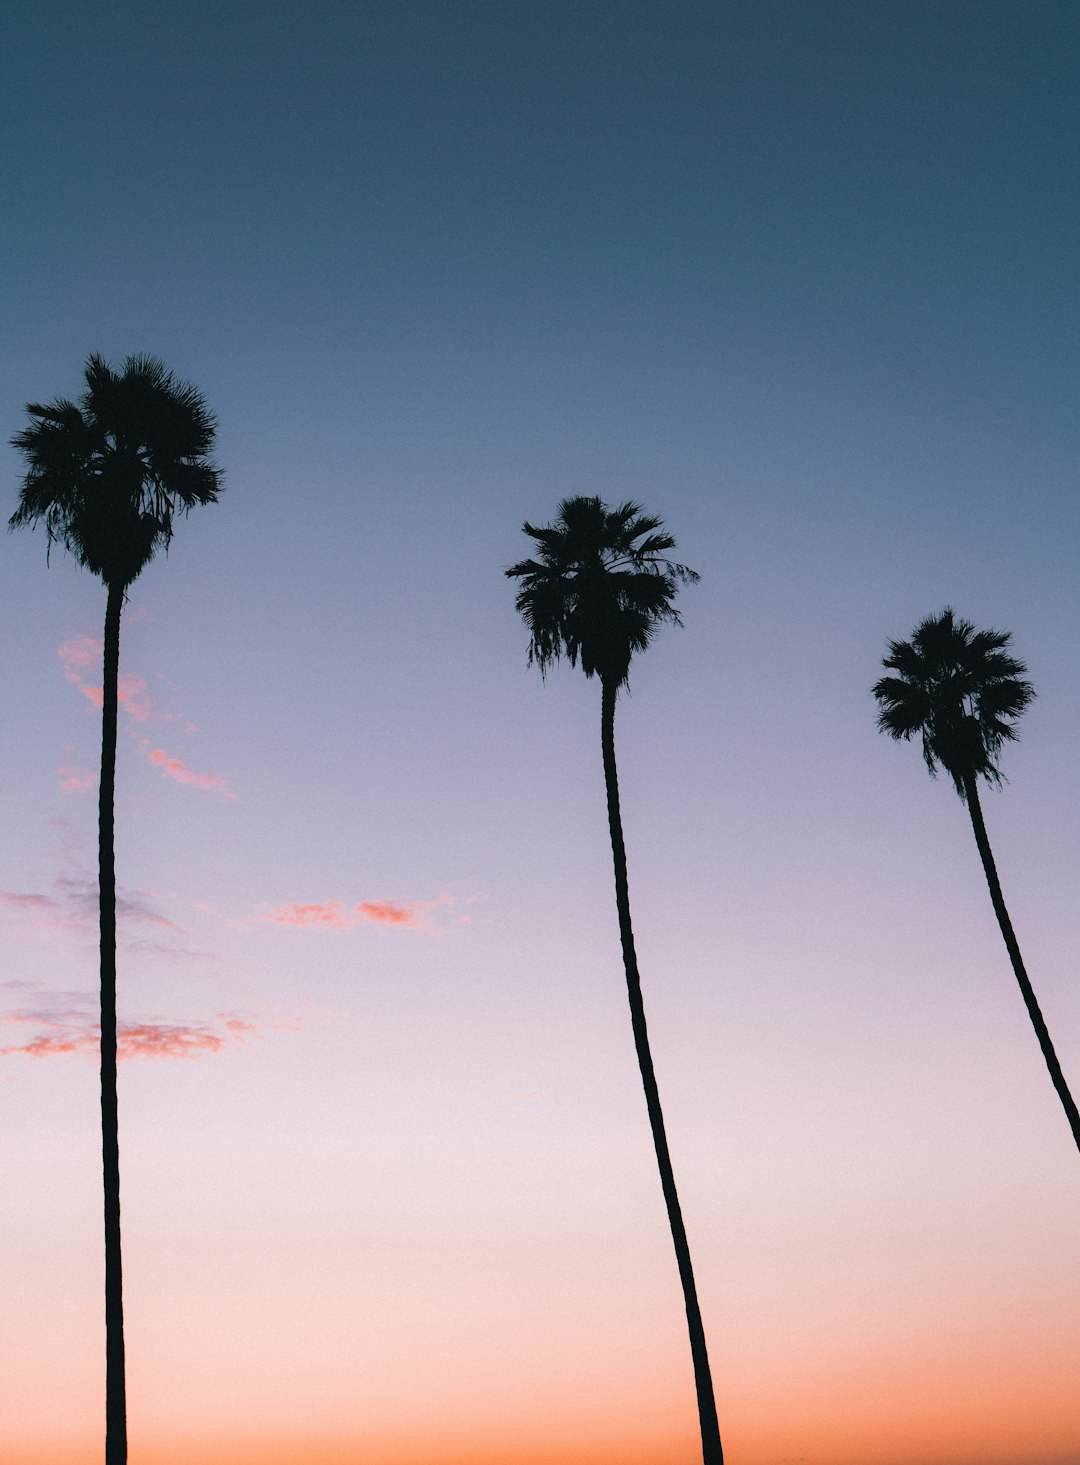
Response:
[4,574,1080,1465]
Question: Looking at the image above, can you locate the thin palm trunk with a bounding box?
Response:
[100,582,127,1465]
[962,770,1080,1156]
[599,677,723,1465]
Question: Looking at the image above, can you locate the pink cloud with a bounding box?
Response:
[77,678,149,719]
[5,1031,93,1058]
[0,1010,259,1061]
[148,748,234,798]
[58,635,233,797]
[0,892,57,912]
[119,1017,256,1059]
[117,676,150,720]
[59,635,105,711]
[356,901,415,926]
[58,638,150,720]
[263,898,423,932]
[264,900,351,930]
[58,636,98,673]
[59,763,95,795]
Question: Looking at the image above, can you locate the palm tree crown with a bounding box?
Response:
[873,607,1034,799]
[10,352,221,589]
[506,495,698,688]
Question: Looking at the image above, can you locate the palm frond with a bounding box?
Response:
[9,353,222,588]
[873,607,1034,799]
[507,494,696,688]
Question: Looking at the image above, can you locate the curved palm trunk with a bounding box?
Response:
[962,771,1080,1156]
[599,678,723,1465]
[100,583,127,1465]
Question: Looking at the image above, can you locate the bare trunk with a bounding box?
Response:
[963,771,1080,1157]
[101,582,127,1465]
[600,677,723,1465]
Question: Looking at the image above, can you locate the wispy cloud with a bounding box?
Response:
[58,760,95,795]
[55,875,183,933]
[117,676,150,720]
[0,876,182,939]
[0,1008,259,1061]
[357,900,415,925]
[58,634,98,680]
[147,747,234,797]
[58,632,235,799]
[264,900,356,931]
[261,894,458,933]
[59,636,151,720]
[120,1016,257,1059]
[0,892,57,913]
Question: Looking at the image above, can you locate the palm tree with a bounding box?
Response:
[507,496,723,1465]
[10,353,223,1465]
[873,607,1080,1157]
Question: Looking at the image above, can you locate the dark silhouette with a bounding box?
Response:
[873,607,1080,1157]
[507,496,722,1465]
[10,354,223,1465]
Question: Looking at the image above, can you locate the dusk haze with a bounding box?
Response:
[2,4,1079,1465]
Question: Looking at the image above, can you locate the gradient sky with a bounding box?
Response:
[2,3,1079,1463]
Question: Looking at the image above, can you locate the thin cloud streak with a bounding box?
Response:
[58,761,95,794]
[265,900,354,930]
[58,634,234,797]
[264,898,422,931]
[357,900,414,925]
[1,877,183,938]
[0,1009,260,1061]
[54,875,183,933]
[148,747,234,797]
[0,892,57,912]
[59,636,151,720]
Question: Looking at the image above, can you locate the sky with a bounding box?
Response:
[1,2,1079,1462]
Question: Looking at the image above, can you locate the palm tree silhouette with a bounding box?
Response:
[10,353,223,1465]
[507,496,723,1465]
[873,607,1080,1157]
